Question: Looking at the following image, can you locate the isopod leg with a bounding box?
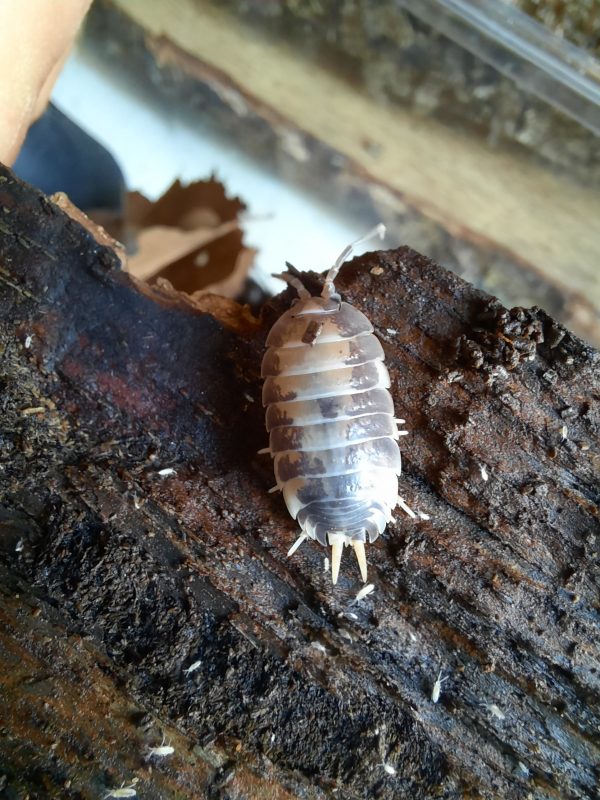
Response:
[397,495,417,519]
[287,532,307,557]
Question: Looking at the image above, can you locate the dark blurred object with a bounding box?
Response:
[13,102,125,216]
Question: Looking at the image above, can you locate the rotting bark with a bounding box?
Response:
[0,163,599,800]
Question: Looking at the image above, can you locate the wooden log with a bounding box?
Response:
[0,163,599,799]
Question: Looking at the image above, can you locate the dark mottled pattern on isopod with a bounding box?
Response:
[273,438,401,482]
[265,388,394,430]
[261,335,384,377]
[262,292,402,581]
[266,302,373,348]
[262,361,389,405]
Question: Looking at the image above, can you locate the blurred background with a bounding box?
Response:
[14,0,600,343]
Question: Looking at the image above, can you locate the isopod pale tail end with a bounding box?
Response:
[287,531,367,585]
[328,534,368,584]
[330,534,345,585]
[353,540,368,582]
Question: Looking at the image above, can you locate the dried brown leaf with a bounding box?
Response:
[123,178,254,297]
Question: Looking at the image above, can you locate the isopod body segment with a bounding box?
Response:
[261,227,409,584]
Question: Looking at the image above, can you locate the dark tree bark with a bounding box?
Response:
[0,163,598,800]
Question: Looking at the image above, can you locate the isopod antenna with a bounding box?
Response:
[321,223,386,300]
[272,261,311,299]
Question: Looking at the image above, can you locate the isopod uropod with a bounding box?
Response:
[261,225,412,584]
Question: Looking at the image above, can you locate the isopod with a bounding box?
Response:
[431,668,449,703]
[145,734,175,759]
[103,778,138,799]
[261,225,412,584]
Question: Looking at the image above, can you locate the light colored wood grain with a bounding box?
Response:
[113,0,600,303]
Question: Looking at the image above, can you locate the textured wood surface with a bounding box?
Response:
[0,164,599,799]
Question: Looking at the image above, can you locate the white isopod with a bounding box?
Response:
[103,778,138,799]
[145,734,175,759]
[261,226,413,584]
[431,668,449,703]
